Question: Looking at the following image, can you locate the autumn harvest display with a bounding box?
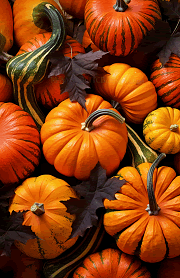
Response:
[1,0,180,278]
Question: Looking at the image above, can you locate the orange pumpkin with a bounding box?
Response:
[40,94,128,180]
[0,73,13,102]
[156,256,180,278]
[59,0,86,19]
[9,174,79,259]
[104,153,180,263]
[93,63,157,124]
[0,0,13,52]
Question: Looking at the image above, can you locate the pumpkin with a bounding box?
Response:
[143,106,180,154]
[150,54,180,108]
[93,63,157,124]
[82,30,100,52]
[40,94,128,180]
[0,73,13,102]
[0,102,40,189]
[8,174,79,259]
[103,153,180,262]
[13,0,64,47]
[34,34,86,109]
[0,0,13,52]
[73,248,151,278]
[59,0,86,19]
[156,256,180,278]
[84,0,161,56]
[6,2,66,132]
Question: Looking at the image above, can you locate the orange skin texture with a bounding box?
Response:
[103,162,180,263]
[13,0,63,47]
[84,0,161,56]
[0,102,40,187]
[73,248,151,278]
[143,107,180,154]
[93,63,157,124]
[40,94,128,180]
[0,0,13,52]
[9,174,78,259]
[0,73,13,102]
[59,0,86,19]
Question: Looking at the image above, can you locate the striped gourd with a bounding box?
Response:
[43,213,105,278]
[6,2,66,132]
[84,0,161,56]
[126,123,158,168]
[150,54,180,108]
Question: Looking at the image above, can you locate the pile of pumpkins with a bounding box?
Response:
[1,0,180,277]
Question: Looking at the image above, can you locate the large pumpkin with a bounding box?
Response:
[0,102,40,188]
[143,106,180,154]
[84,0,161,56]
[0,0,13,52]
[13,0,63,47]
[104,153,180,263]
[93,63,157,124]
[73,248,151,278]
[150,54,180,108]
[59,0,86,19]
[9,174,79,259]
[40,94,128,180]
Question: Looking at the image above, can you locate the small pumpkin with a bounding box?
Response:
[104,153,180,263]
[9,174,79,259]
[59,0,86,19]
[13,0,64,47]
[150,54,180,108]
[40,94,128,180]
[73,248,151,278]
[0,102,40,189]
[143,106,180,154]
[0,0,13,52]
[82,30,100,52]
[0,73,13,102]
[93,63,157,124]
[84,0,161,56]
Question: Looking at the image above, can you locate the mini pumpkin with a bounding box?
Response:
[9,174,79,259]
[40,94,128,180]
[84,0,161,56]
[73,248,151,278]
[104,153,180,263]
[93,63,157,124]
[143,106,180,154]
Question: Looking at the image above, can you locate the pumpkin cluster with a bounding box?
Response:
[1,0,180,278]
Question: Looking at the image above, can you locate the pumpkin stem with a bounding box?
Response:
[113,0,130,12]
[31,202,45,216]
[170,124,179,131]
[145,153,166,215]
[81,108,125,132]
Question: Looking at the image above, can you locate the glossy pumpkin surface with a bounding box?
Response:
[150,54,180,108]
[73,248,151,278]
[59,0,86,19]
[0,102,40,188]
[84,0,161,56]
[104,159,180,263]
[9,174,79,259]
[0,0,13,52]
[40,94,128,180]
[143,106,180,154]
[93,63,157,124]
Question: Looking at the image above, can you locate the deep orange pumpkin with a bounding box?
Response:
[59,0,86,19]
[0,102,40,188]
[0,73,13,102]
[0,0,13,52]
[84,0,161,56]
[40,94,128,180]
[73,248,151,278]
[9,174,79,259]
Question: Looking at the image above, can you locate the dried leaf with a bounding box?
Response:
[158,0,180,21]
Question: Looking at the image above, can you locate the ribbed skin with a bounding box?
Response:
[150,54,180,108]
[84,0,161,56]
[6,3,66,132]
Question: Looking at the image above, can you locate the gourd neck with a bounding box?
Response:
[113,0,130,12]
[31,202,45,216]
[81,109,125,132]
[145,153,166,215]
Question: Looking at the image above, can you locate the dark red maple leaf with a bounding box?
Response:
[62,162,126,238]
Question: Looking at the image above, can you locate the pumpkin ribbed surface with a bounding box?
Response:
[40,94,128,180]
[84,0,161,56]
[150,54,180,108]
[0,0,13,52]
[0,102,40,187]
[9,174,78,259]
[73,248,151,278]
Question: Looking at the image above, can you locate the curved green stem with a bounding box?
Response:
[145,153,166,215]
[81,109,125,132]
